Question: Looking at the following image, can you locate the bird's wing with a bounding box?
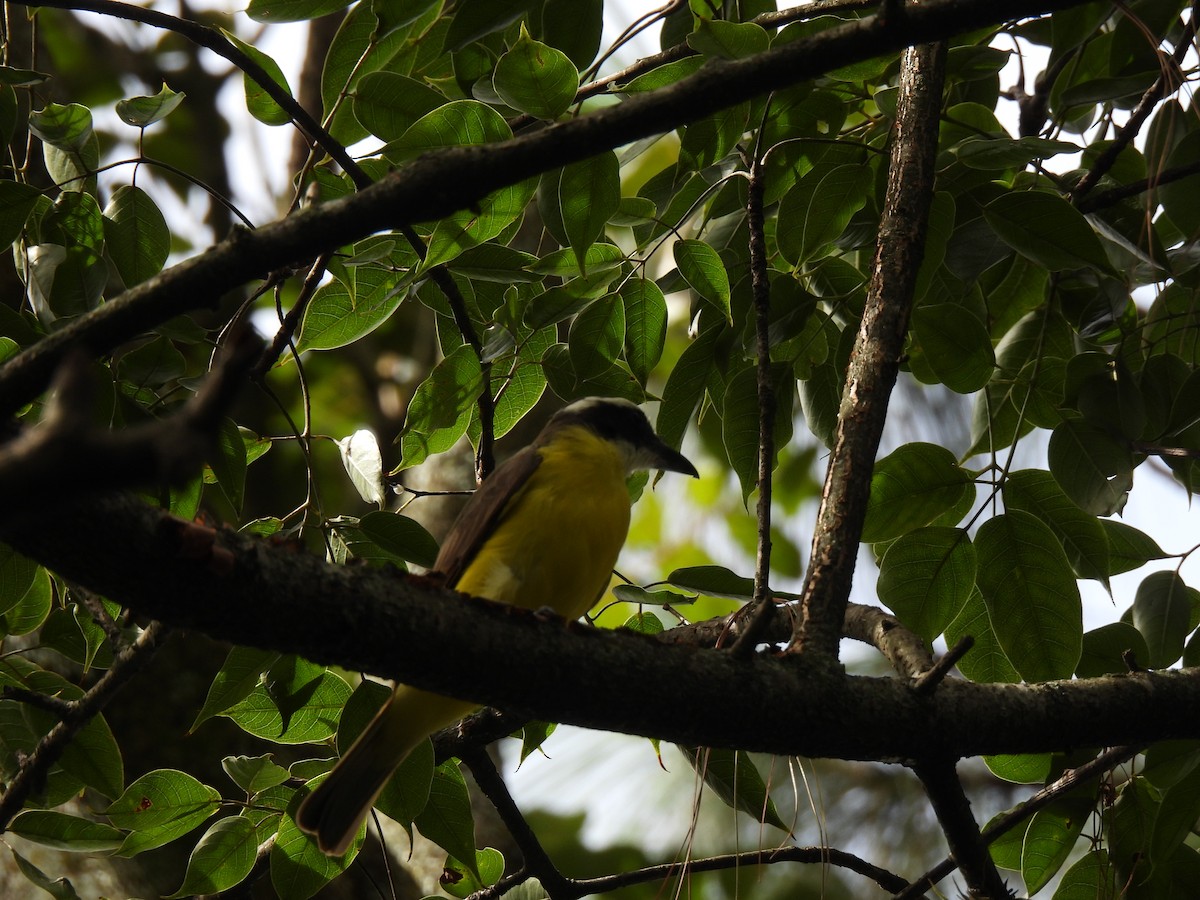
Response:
[432,445,542,587]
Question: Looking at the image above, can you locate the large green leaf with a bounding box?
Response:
[106,769,221,856]
[1132,571,1191,669]
[103,185,170,288]
[296,266,408,352]
[984,190,1112,273]
[166,815,257,898]
[493,24,579,119]
[1047,419,1134,516]
[673,239,731,323]
[1022,797,1092,893]
[1003,469,1110,586]
[352,72,446,142]
[223,657,350,744]
[910,302,995,393]
[877,527,976,642]
[558,152,620,274]
[776,164,871,265]
[861,443,973,544]
[621,278,667,385]
[678,745,790,833]
[413,761,478,877]
[395,345,484,471]
[975,511,1083,682]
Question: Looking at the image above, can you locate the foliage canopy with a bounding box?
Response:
[1,0,1200,898]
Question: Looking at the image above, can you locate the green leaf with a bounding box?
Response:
[222,754,290,794]
[207,418,247,514]
[975,510,1083,682]
[720,366,793,504]
[8,847,81,900]
[910,302,995,393]
[424,178,538,271]
[352,72,446,142]
[673,239,731,323]
[1132,570,1191,668]
[984,191,1113,273]
[246,0,353,23]
[271,804,354,897]
[192,646,281,732]
[493,24,579,119]
[0,65,49,86]
[1052,850,1118,900]
[1022,797,1092,893]
[0,180,43,249]
[861,443,973,544]
[667,565,755,601]
[224,661,351,744]
[166,815,257,897]
[1003,469,1110,586]
[296,266,408,352]
[358,510,440,569]
[1150,764,1200,866]
[107,769,221,856]
[686,19,769,59]
[414,761,478,876]
[2,565,53,635]
[620,278,667,384]
[984,753,1051,784]
[115,85,185,127]
[946,589,1021,684]
[656,322,723,451]
[877,527,976,642]
[1101,521,1167,575]
[9,810,124,852]
[568,295,625,379]
[678,746,790,833]
[1077,623,1149,678]
[389,99,512,158]
[394,344,484,471]
[223,31,293,126]
[558,153,620,274]
[103,185,170,288]
[442,847,506,898]
[1048,420,1133,516]
[0,543,38,615]
[777,164,871,265]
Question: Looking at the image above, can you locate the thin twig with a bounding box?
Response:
[912,759,1013,899]
[460,748,572,898]
[913,635,974,695]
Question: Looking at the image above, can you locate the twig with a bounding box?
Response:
[460,748,572,898]
[1075,159,1200,213]
[912,759,1014,899]
[252,252,332,378]
[1070,17,1195,203]
[0,621,170,830]
[913,635,974,695]
[791,40,947,658]
[731,134,777,658]
[897,745,1140,898]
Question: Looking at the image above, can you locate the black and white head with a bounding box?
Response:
[543,397,699,477]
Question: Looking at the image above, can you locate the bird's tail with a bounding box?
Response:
[296,687,476,856]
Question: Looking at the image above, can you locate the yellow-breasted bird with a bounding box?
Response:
[296,397,698,855]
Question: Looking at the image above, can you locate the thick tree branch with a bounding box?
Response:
[3,492,1200,762]
[792,41,947,658]
[0,0,1095,419]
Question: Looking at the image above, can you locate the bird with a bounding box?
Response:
[296,396,698,855]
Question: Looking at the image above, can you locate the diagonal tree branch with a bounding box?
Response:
[0,0,1096,419]
[791,36,948,659]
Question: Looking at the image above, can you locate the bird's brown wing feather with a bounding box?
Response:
[433,446,542,587]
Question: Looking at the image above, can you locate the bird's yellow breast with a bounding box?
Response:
[453,425,632,619]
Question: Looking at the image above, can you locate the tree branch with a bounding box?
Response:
[792,41,947,658]
[0,0,1096,419]
[3,492,1200,762]
[0,328,263,521]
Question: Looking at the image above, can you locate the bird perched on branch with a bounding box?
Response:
[297,396,698,855]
